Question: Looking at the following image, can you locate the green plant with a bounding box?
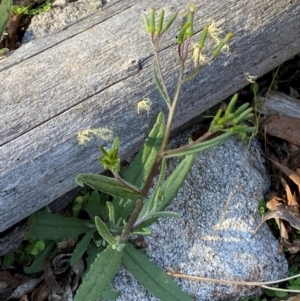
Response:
[11,1,52,15]
[0,0,12,55]
[0,237,47,270]
[73,7,255,301]
[25,6,255,301]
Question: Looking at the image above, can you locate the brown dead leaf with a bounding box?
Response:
[266,193,284,210]
[31,281,50,301]
[3,13,22,50]
[281,177,299,207]
[279,219,289,241]
[44,261,64,295]
[268,158,300,192]
[261,115,300,147]
[281,239,300,254]
[70,258,84,292]
[52,254,72,274]
[0,270,21,290]
[56,238,75,250]
[254,204,300,235]
[19,294,28,301]
[289,144,300,170]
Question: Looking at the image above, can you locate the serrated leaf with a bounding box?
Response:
[122,243,193,301]
[27,211,90,242]
[24,240,55,274]
[74,246,122,301]
[76,174,140,201]
[95,216,117,246]
[71,228,95,266]
[0,0,12,39]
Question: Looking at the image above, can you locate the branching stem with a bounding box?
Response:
[142,50,186,196]
[113,172,142,195]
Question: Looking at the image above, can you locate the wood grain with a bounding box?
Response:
[1,0,300,232]
[259,91,300,118]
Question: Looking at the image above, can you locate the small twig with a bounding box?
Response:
[167,270,300,293]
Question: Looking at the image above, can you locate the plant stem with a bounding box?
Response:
[119,199,144,243]
[163,130,216,156]
[142,52,186,196]
[152,42,170,105]
[182,55,214,83]
[113,172,142,195]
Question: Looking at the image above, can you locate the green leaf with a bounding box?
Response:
[0,48,9,55]
[122,243,193,301]
[149,159,167,212]
[35,240,45,251]
[85,244,104,274]
[106,201,115,226]
[83,190,106,220]
[0,0,12,39]
[158,153,194,211]
[3,252,15,268]
[95,216,117,246]
[165,131,235,158]
[133,211,180,234]
[101,284,120,300]
[76,174,140,201]
[153,62,170,106]
[123,112,165,188]
[274,290,288,298]
[251,82,259,94]
[71,228,96,266]
[139,159,167,218]
[26,211,90,242]
[130,153,192,232]
[74,246,122,301]
[24,240,55,274]
[113,112,165,221]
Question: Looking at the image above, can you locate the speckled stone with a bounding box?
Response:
[22,0,102,43]
[111,134,288,301]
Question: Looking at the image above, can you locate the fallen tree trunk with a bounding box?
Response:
[1,0,299,232]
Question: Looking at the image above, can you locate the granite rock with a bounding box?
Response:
[22,0,103,43]
[111,135,288,301]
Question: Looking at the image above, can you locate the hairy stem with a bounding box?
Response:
[142,53,186,196]
[113,172,142,195]
[152,41,171,105]
[163,130,216,156]
[119,199,144,243]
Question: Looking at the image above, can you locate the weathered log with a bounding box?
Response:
[1,0,300,232]
[259,91,300,118]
